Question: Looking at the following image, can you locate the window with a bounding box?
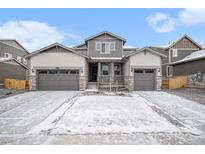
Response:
[101,43,110,54]
[4,53,12,58]
[101,63,109,75]
[166,66,173,77]
[145,69,155,73]
[59,70,69,74]
[23,58,27,65]
[114,64,122,75]
[96,42,115,54]
[38,70,48,74]
[70,70,79,74]
[48,70,58,74]
[172,49,178,57]
[110,42,115,51]
[17,56,21,62]
[134,69,143,73]
[96,42,101,51]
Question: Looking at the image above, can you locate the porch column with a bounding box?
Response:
[110,62,114,82]
[97,62,101,81]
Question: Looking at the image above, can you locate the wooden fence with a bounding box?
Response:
[4,78,28,90]
[162,76,188,90]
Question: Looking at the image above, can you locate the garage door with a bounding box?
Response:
[38,70,79,90]
[134,69,155,91]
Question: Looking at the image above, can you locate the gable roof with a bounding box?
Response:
[85,31,126,44]
[0,57,28,69]
[25,43,89,59]
[171,49,205,65]
[150,34,202,50]
[73,43,86,48]
[124,47,167,58]
[0,39,29,53]
[168,34,202,49]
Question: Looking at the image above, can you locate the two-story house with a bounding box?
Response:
[25,31,166,91]
[150,35,202,78]
[0,39,29,85]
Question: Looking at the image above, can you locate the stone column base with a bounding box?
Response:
[29,75,37,90]
[79,75,87,91]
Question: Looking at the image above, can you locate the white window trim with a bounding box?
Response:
[23,58,27,65]
[4,53,12,58]
[96,42,115,54]
[172,49,178,57]
[166,66,173,77]
[95,42,101,51]
[100,42,110,54]
[110,42,116,51]
[17,56,21,62]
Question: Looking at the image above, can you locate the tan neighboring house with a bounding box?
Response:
[25,31,166,91]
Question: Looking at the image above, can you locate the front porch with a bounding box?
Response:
[88,62,126,90]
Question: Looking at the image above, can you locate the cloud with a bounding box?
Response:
[179,8,205,26]
[147,8,205,33]
[0,20,82,51]
[146,12,177,33]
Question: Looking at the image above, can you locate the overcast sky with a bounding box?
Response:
[0,8,205,52]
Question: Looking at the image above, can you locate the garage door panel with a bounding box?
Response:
[134,69,155,91]
[38,70,79,90]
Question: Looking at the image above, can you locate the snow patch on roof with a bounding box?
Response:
[0,57,13,62]
[174,49,205,64]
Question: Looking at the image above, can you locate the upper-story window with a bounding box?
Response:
[4,53,12,58]
[23,58,27,65]
[172,49,178,57]
[17,56,21,62]
[96,42,115,54]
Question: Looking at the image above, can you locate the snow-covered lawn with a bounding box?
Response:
[0,91,205,144]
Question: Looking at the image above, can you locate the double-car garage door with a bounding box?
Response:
[134,69,155,91]
[37,70,79,90]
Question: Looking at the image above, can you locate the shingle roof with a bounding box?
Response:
[85,31,126,44]
[171,49,205,65]
[0,39,29,53]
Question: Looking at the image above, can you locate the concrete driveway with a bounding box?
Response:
[0,91,205,144]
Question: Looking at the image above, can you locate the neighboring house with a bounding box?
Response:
[0,58,28,85]
[25,31,166,91]
[150,35,202,78]
[171,49,205,87]
[0,39,29,85]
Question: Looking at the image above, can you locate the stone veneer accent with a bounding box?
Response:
[79,75,87,90]
[124,76,134,91]
[156,76,162,91]
[29,75,37,90]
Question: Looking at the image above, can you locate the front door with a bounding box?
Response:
[89,63,98,82]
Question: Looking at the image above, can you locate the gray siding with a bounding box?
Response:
[0,42,28,66]
[87,33,123,58]
[0,62,27,83]
[171,49,198,63]
[173,59,205,76]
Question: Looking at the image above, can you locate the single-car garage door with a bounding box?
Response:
[134,69,155,91]
[38,70,79,90]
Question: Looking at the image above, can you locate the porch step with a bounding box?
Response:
[87,82,98,91]
[98,83,128,91]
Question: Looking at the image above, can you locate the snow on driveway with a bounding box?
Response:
[0,91,79,135]
[134,91,205,134]
[40,95,179,135]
